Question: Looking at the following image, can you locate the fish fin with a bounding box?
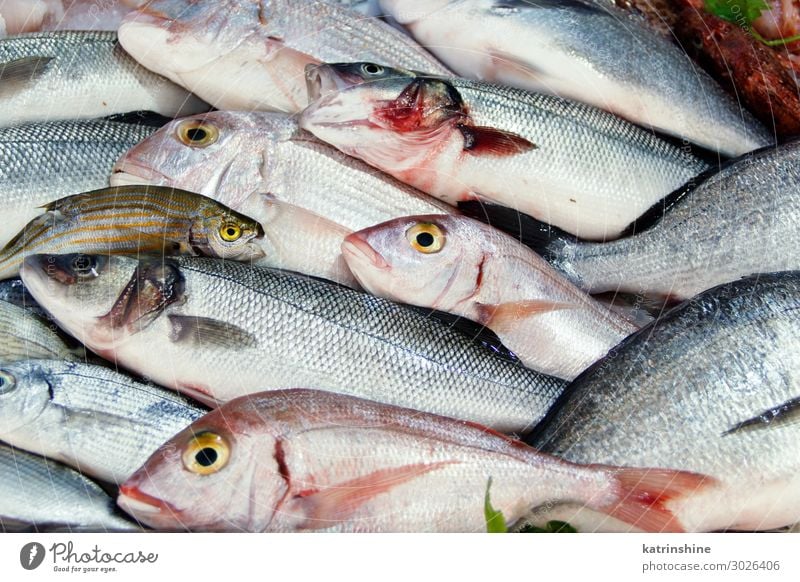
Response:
[458,124,536,157]
[167,314,259,348]
[0,56,54,98]
[294,462,453,530]
[597,467,717,533]
[486,48,549,84]
[723,396,800,436]
[420,308,521,364]
[476,300,576,331]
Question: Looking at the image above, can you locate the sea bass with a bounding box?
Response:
[300,63,710,240]
[117,389,713,532]
[529,273,800,532]
[0,359,207,484]
[0,31,208,126]
[118,0,449,114]
[0,185,265,280]
[376,0,771,157]
[0,300,77,362]
[343,215,637,380]
[21,254,566,433]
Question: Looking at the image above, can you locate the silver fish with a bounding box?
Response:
[529,273,800,532]
[21,254,566,433]
[0,300,76,362]
[0,1,145,35]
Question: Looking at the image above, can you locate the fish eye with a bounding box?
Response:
[406,223,445,254]
[0,371,16,395]
[361,63,384,76]
[70,255,100,278]
[176,120,219,148]
[219,222,243,242]
[182,432,230,476]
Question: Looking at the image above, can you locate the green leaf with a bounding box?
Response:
[704,0,769,25]
[483,477,508,533]
[518,520,578,533]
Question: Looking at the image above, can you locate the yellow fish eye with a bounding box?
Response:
[219,222,243,242]
[406,223,445,254]
[176,120,219,148]
[182,432,230,476]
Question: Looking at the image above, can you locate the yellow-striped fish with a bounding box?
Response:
[0,186,264,280]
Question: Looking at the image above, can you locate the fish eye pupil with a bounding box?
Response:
[364,64,381,75]
[227,227,237,237]
[195,447,218,467]
[186,127,207,142]
[416,232,435,247]
[72,255,93,273]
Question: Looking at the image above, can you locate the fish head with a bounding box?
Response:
[192,205,266,262]
[0,360,56,434]
[378,0,451,25]
[342,215,479,310]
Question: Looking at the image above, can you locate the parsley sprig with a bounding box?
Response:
[705,0,800,46]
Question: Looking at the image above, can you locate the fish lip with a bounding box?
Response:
[118,484,174,516]
[341,234,391,272]
[110,160,169,187]
[305,64,363,101]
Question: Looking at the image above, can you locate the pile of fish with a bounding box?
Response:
[0,0,797,533]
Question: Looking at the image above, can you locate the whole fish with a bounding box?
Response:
[343,215,637,380]
[0,300,76,362]
[528,273,800,532]
[21,254,566,433]
[117,389,712,532]
[0,359,207,484]
[117,0,449,114]
[0,31,208,126]
[518,142,800,303]
[0,444,136,531]
[0,119,157,249]
[376,0,771,157]
[0,185,265,280]
[300,63,710,240]
[111,111,454,231]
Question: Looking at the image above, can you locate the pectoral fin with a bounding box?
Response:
[0,56,54,98]
[476,300,575,334]
[723,396,800,436]
[458,124,536,157]
[167,315,258,348]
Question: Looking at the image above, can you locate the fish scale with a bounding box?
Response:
[0,300,75,362]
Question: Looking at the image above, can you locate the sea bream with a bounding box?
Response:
[343,214,637,380]
[0,300,78,362]
[21,254,566,433]
[528,273,800,532]
[117,389,713,532]
[117,0,449,114]
[300,63,710,240]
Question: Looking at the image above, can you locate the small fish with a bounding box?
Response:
[0,300,77,362]
[0,185,265,280]
[343,215,637,380]
[117,389,713,532]
[299,63,710,240]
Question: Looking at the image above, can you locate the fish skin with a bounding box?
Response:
[0,359,207,484]
[0,1,145,35]
[377,0,771,157]
[343,214,637,380]
[299,63,710,240]
[117,389,713,532]
[528,272,800,532]
[111,111,454,231]
[0,31,208,126]
[0,300,75,362]
[0,279,47,317]
[21,254,566,433]
[117,0,450,114]
[0,443,137,531]
[0,185,266,280]
[538,143,800,302]
[0,119,157,249]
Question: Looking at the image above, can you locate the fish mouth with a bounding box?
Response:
[118,484,174,516]
[111,160,170,187]
[341,234,391,271]
[20,255,73,287]
[305,64,365,102]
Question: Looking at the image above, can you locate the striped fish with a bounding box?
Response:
[0,185,265,280]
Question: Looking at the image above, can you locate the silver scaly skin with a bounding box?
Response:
[0,300,76,362]
[530,273,800,532]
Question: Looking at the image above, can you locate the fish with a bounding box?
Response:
[0,300,77,362]
[375,1,771,157]
[509,142,800,304]
[299,63,710,240]
[21,254,566,433]
[0,31,208,126]
[0,443,136,532]
[117,389,713,532]
[0,359,207,484]
[111,111,455,231]
[0,185,265,280]
[527,273,800,532]
[117,0,450,114]
[0,119,157,249]
[343,214,637,380]
[0,278,45,316]
[0,1,145,35]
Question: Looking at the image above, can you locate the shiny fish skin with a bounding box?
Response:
[529,273,800,532]
[0,359,207,484]
[118,0,449,113]
[0,300,75,362]
[21,254,566,433]
[0,119,157,249]
[0,1,144,35]
[0,444,136,531]
[0,31,208,126]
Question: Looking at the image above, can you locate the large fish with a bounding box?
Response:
[0,31,208,126]
[300,63,710,240]
[0,185,265,280]
[117,0,449,114]
[375,0,771,157]
[0,300,77,362]
[528,273,800,532]
[343,214,637,380]
[0,359,207,484]
[21,254,565,433]
[0,119,157,249]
